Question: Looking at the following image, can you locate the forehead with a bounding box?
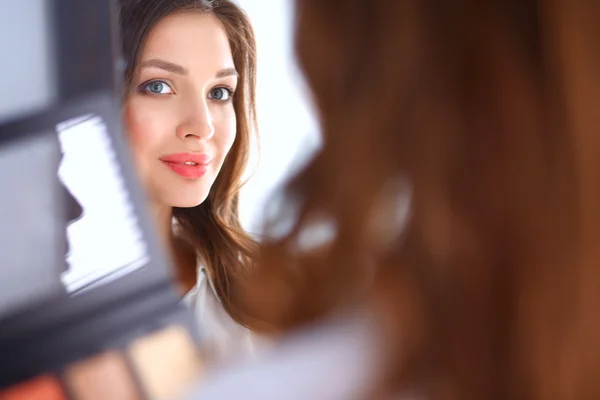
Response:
[140,12,234,70]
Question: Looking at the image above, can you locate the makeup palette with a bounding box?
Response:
[0,325,201,400]
[0,0,207,398]
[0,91,206,400]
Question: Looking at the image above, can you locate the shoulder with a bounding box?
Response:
[182,311,383,400]
[182,266,257,365]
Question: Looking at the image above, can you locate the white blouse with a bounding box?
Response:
[181,266,257,365]
[182,311,383,400]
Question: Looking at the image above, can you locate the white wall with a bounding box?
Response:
[236,0,320,233]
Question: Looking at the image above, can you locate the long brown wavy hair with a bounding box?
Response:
[119,0,258,325]
[245,0,600,398]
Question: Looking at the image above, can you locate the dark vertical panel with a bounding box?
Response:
[53,0,120,100]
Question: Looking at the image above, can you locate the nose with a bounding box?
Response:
[176,102,215,141]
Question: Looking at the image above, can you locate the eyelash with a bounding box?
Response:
[137,79,175,95]
[137,79,235,103]
[211,86,235,103]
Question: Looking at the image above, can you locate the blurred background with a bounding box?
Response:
[0,1,57,123]
[236,0,320,234]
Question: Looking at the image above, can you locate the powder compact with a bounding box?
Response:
[0,92,204,400]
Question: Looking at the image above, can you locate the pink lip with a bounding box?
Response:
[159,152,211,179]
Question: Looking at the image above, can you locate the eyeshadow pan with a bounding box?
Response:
[128,325,202,400]
[64,351,142,400]
[0,375,66,400]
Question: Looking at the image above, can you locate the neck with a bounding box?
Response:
[151,202,196,293]
[152,202,174,250]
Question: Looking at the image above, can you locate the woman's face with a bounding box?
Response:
[124,12,237,209]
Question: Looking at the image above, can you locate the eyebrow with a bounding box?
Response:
[140,59,188,75]
[139,59,238,79]
[216,67,239,79]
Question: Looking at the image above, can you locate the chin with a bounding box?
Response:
[171,196,209,209]
[164,190,211,209]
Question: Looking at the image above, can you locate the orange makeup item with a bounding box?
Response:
[0,375,66,400]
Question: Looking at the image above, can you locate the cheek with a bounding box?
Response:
[123,100,168,171]
[213,108,237,160]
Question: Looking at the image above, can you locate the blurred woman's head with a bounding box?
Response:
[249,1,600,398]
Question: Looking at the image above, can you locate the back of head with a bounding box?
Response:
[247,1,600,398]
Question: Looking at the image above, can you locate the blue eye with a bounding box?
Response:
[141,80,174,95]
[208,87,233,102]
